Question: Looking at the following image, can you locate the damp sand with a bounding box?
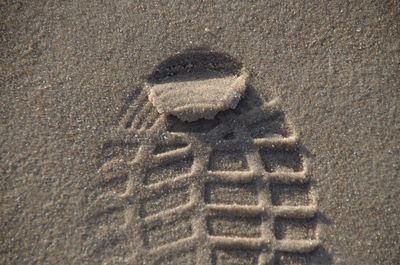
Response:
[1,1,399,265]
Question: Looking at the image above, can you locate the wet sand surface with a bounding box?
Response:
[1,1,399,264]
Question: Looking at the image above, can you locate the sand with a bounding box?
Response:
[1,1,399,265]
[147,68,248,122]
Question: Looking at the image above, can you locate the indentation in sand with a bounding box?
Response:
[88,50,320,264]
[148,69,249,122]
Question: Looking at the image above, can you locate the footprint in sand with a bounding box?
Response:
[88,50,320,265]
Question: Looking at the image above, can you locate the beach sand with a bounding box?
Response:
[1,1,399,264]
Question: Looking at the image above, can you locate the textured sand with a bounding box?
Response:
[148,69,248,121]
[1,1,399,265]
